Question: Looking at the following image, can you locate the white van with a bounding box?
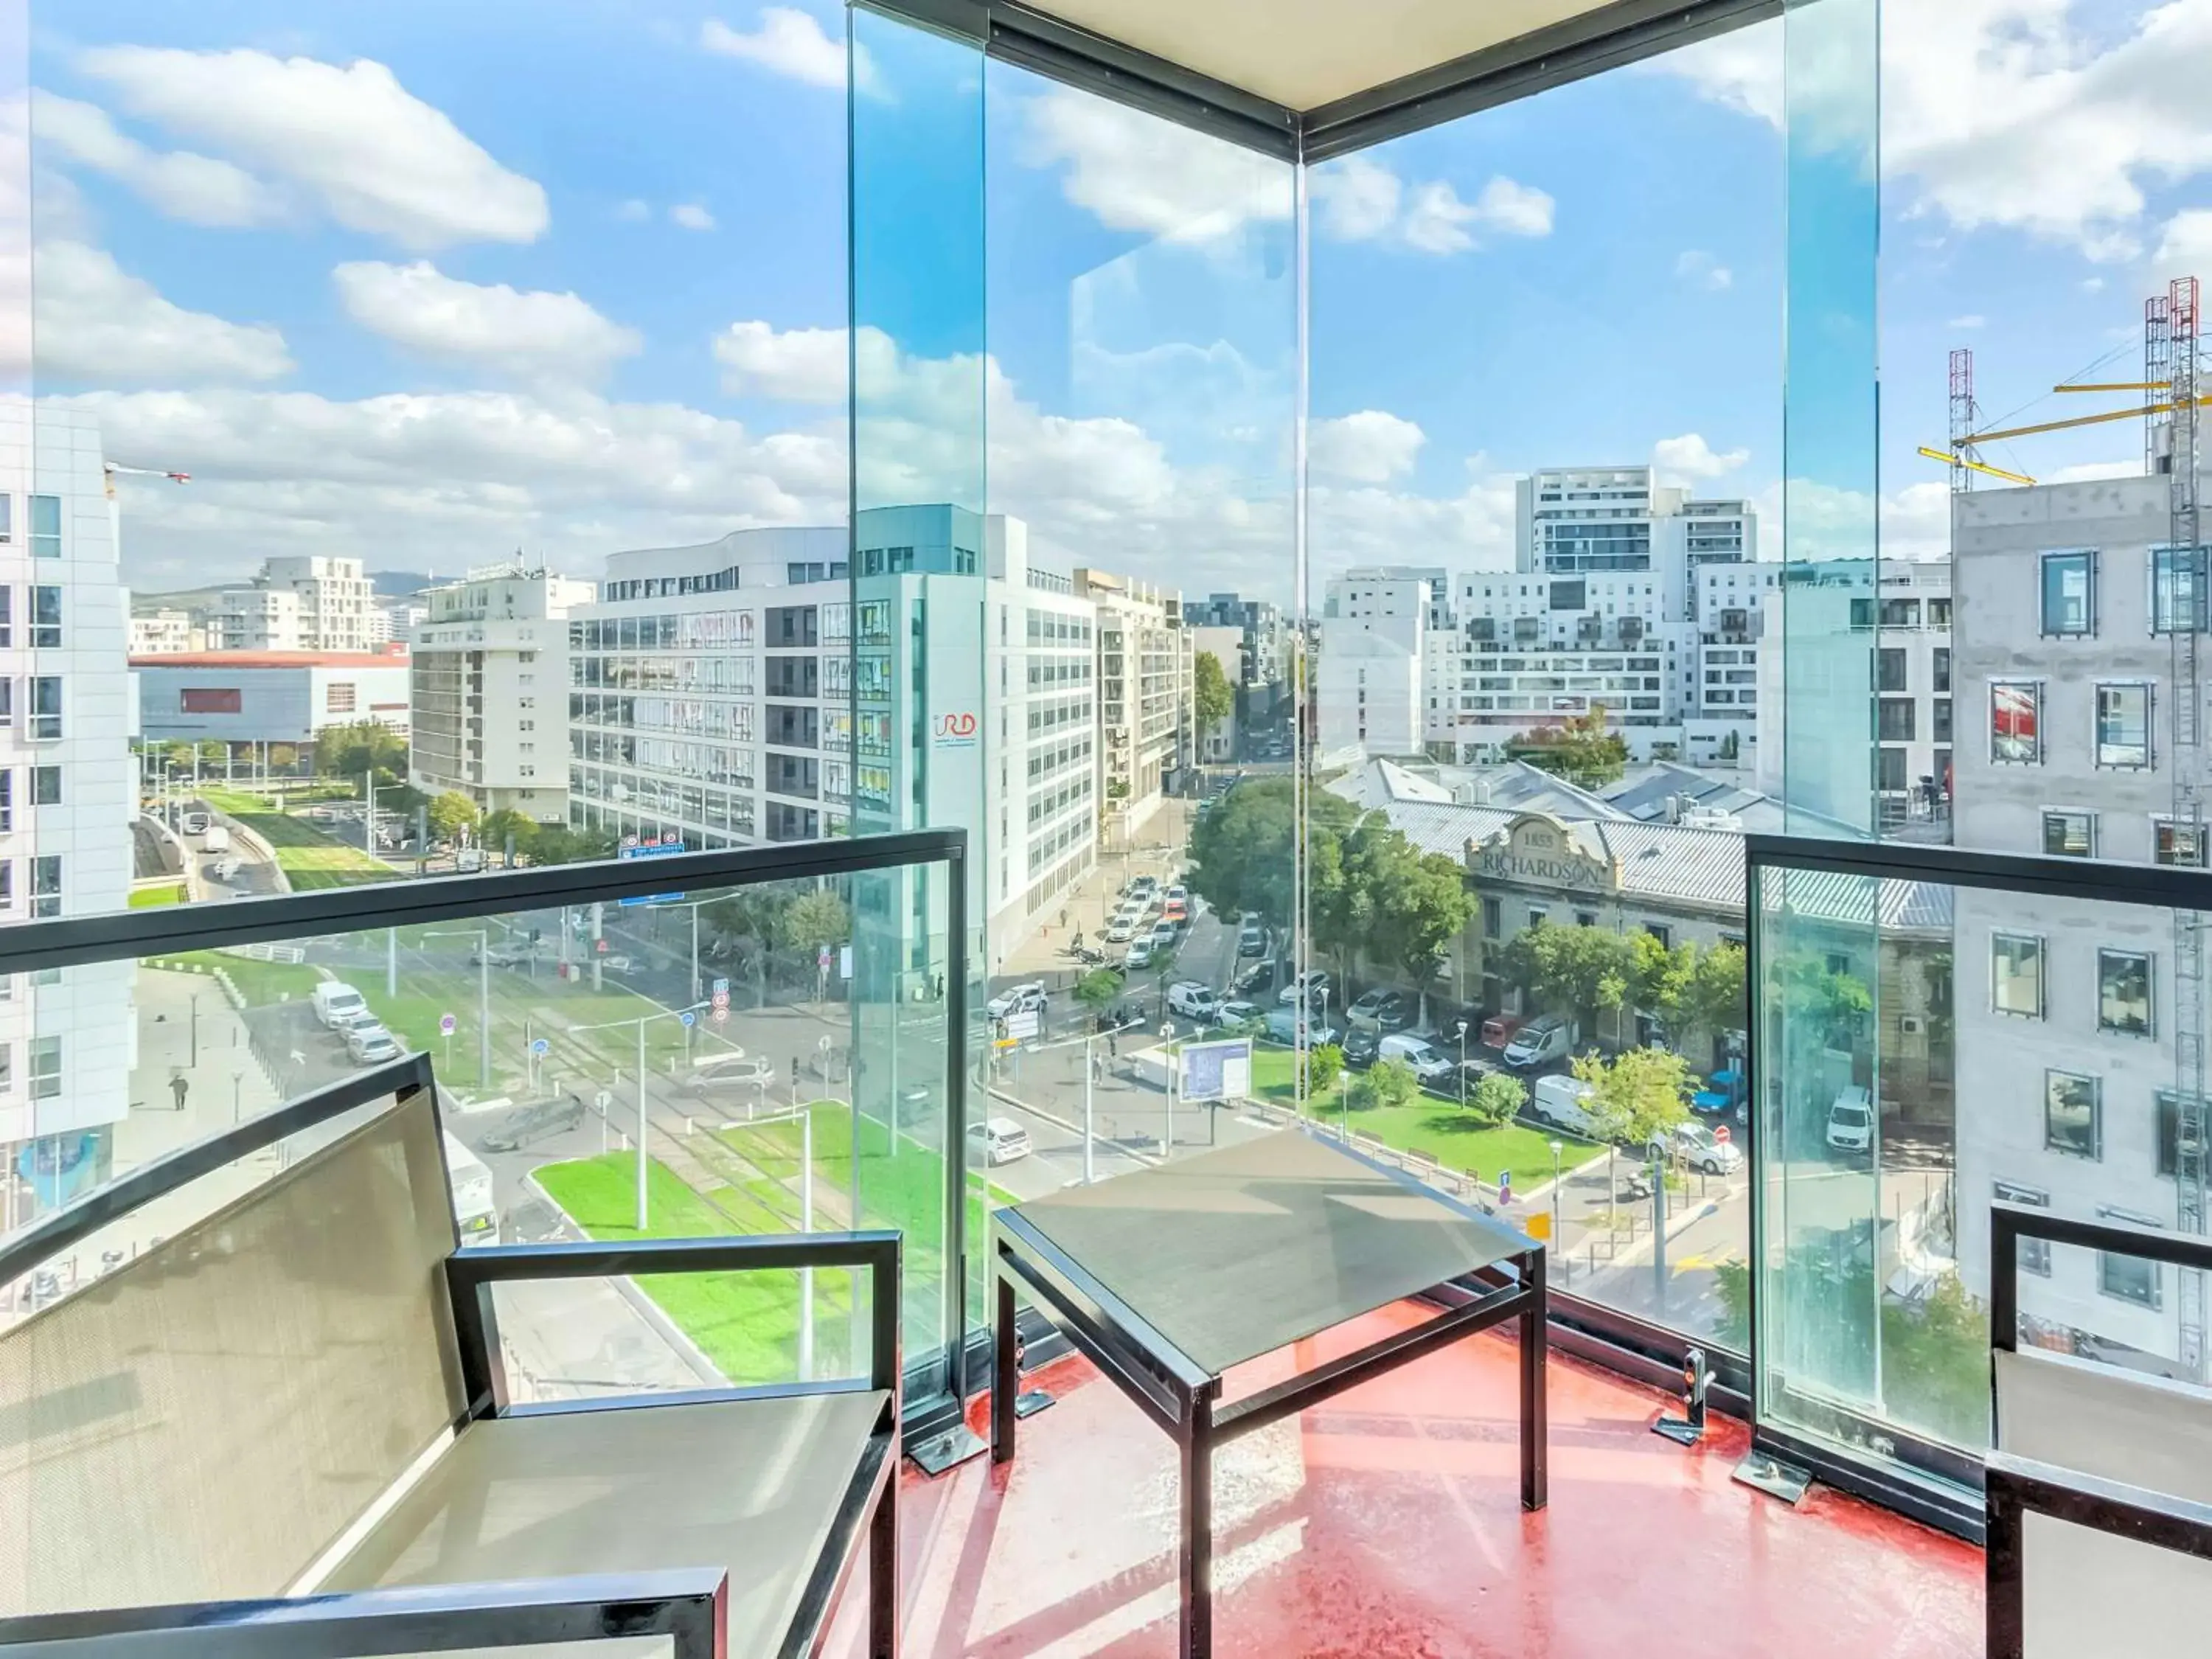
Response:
[1533,1074,1599,1135]
[1502,1014,1577,1070]
[1377,1032,1455,1086]
[312,981,368,1029]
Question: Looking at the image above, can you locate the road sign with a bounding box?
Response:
[1498,1171,1513,1205]
[438,1013,456,1036]
[712,977,729,998]
[818,945,832,970]
[530,1037,550,1056]
[679,1010,696,1028]
[1006,1008,1042,1042]
[712,1007,728,1025]
[1713,1123,1732,1144]
[712,989,731,1011]
[596,1090,614,1110]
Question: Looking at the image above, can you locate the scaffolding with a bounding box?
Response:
[1948,348,1975,493]
[2151,278,2208,1378]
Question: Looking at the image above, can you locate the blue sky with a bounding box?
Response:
[26,0,2212,597]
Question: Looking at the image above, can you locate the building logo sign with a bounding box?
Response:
[933,710,978,751]
[1473,818,1615,891]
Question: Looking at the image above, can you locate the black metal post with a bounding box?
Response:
[1983,1464,2024,1659]
[1520,1248,1548,1510]
[1180,1394,1215,1659]
[992,1265,1018,1464]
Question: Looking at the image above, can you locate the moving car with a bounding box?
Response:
[470,939,534,968]
[1651,1119,1743,1176]
[1826,1085,1874,1154]
[1166,981,1220,1020]
[1532,1074,1598,1135]
[686,1054,776,1095]
[986,982,1048,1020]
[1127,874,1158,901]
[1341,1028,1380,1069]
[1501,1014,1576,1070]
[1149,919,1178,950]
[181,812,209,835]
[1346,989,1412,1032]
[481,1093,588,1152]
[312,981,369,1029]
[1162,886,1189,922]
[201,825,232,855]
[1237,921,1268,959]
[1276,970,1332,1009]
[967,1116,1033,1165]
[344,1023,402,1065]
[1377,1032,1456,1087]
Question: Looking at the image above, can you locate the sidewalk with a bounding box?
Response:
[1001,798,1193,981]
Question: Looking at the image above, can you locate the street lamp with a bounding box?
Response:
[1548,1139,1565,1278]
[1455,1018,1469,1110]
[568,1001,707,1232]
[422,928,493,1088]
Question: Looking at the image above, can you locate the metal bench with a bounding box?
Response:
[0,1053,900,1658]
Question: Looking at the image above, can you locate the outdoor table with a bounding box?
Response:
[990,1127,1548,1658]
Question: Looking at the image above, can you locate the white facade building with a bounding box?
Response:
[126,609,196,655]
[215,586,302,652]
[570,509,1098,968]
[1074,568,1190,837]
[410,567,593,823]
[216,555,377,653]
[133,651,414,746]
[0,403,135,1224]
[1317,568,1440,762]
[1189,625,1242,763]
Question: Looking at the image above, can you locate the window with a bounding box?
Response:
[2094,682,2152,769]
[2156,818,2208,867]
[2041,810,2095,858]
[1877,698,1915,741]
[1993,933,2043,1018]
[2157,1091,2194,1179]
[0,494,12,543]
[1994,1181,2051,1276]
[1876,746,1908,791]
[1526,906,1548,931]
[29,586,59,649]
[2040,549,2095,635]
[326,682,357,713]
[1644,922,1671,948]
[2153,546,2207,633]
[1933,698,1951,743]
[30,766,59,807]
[2044,1071,2101,1160]
[1879,597,1921,628]
[29,1036,59,1099]
[180,686,242,714]
[1877,648,1907,692]
[2096,1208,2163,1308]
[1992,681,2040,763]
[1933,647,1950,693]
[0,586,13,648]
[1481,896,1501,939]
[0,770,10,832]
[27,495,58,558]
[2097,949,2152,1037]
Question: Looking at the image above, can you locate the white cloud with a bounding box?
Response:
[1661,3,2212,262]
[31,91,279,228]
[1310,155,1552,254]
[1022,88,1292,245]
[1399,181,1479,254]
[1675,248,1733,291]
[1469,175,1555,238]
[333,260,641,382]
[2046,459,2141,483]
[76,46,548,249]
[700,10,872,92]
[1947,313,1987,328]
[1653,432,1750,484]
[669,202,716,232]
[35,240,293,384]
[1309,410,1425,483]
[616,198,651,222]
[714,319,897,403]
[2155,208,2212,278]
[1309,156,1399,242]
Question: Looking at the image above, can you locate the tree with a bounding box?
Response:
[784,888,852,954]
[1074,967,1124,1020]
[1366,836,1475,1027]
[1186,778,1355,931]
[529,826,618,867]
[1467,1070,1526,1128]
[1349,1057,1419,1113]
[1501,923,1637,1029]
[315,720,407,790]
[1571,1046,1692,1151]
[1774,950,1874,1048]
[1193,650,1234,731]
[1506,706,1630,788]
[1652,939,1747,1059]
[1304,1041,1344,1101]
[480,808,540,863]
[428,790,481,842]
[268,743,299,772]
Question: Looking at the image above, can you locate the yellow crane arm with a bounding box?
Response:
[1965,394,2212,445]
[1917,445,2035,487]
[2053,382,2162,392]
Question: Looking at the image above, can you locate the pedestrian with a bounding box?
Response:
[1108,1031,1119,1059]
[933,972,945,1001]
[170,1074,189,1112]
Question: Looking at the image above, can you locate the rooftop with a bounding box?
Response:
[129,649,411,669]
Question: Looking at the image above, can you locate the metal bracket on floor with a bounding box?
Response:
[1014,1388,1055,1419]
[908,1422,988,1477]
[1733,1447,1813,1506]
[1652,1346,1712,1447]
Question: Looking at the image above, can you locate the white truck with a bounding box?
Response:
[201,824,232,855]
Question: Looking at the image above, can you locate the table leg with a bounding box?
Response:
[1180,1406,1213,1658]
[1520,1248,1548,1511]
[992,1267,1018,1464]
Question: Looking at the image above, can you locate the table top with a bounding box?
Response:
[1004,1129,1536,1379]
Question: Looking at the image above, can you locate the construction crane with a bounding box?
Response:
[102,462,190,499]
[1919,349,2037,487]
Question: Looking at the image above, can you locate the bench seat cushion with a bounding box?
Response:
[321,1388,890,1655]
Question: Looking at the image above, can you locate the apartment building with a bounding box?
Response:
[570,508,1097,967]
[1189,625,1242,763]
[216,555,377,653]
[409,567,593,823]
[1316,568,1439,760]
[0,403,135,1223]
[1186,591,1292,741]
[1073,568,1191,835]
[1949,474,2211,1375]
[125,609,197,655]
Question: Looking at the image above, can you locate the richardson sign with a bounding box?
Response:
[1473,819,1615,891]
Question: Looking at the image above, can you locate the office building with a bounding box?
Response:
[1316,567,1442,761]
[132,649,413,748]
[1074,568,1191,835]
[1186,591,1292,748]
[409,566,594,824]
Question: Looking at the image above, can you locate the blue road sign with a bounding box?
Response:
[679,1010,696,1028]
[529,1037,550,1056]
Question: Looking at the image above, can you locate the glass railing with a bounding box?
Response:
[1749,832,2212,1521]
[0,830,971,1412]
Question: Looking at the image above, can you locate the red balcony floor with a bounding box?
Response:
[838,1302,1980,1657]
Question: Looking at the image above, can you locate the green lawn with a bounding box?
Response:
[149,949,322,1008]
[129,882,187,908]
[216,805,395,888]
[535,1153,863,1382]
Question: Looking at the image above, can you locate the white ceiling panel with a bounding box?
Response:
[1032,0,1618,110]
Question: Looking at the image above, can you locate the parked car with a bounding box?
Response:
[1149,919,1178,950]
[986,982,1047,1020]
[470,939,533,968]
[1652,1119,1744,1175]
[967,1116,1033,1165]
[180,812,209,835]
[1341,1028,1380,1069]
[1826,1085,1874,1154]
[1276,970,1332,1009]
[345,1023,402,1065]
[1163,886,1189,922]
[1105,920,1135,945]
[686,1054,776,1095]
[1166,981,1220,1020]
[1264,1007,1340,1046]
[1532,1074,1599,1135]
[1125,939,1155,970]
[1217,999,1265,1032]
[312,981,369,1029]
[481,1093,588,1152]
[1127,874,1158,900]
[1377,1032,1455,1087]
[1346,989,1412,1032]
[1237,921,1268,958]
[1502,1014,1576,1070]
